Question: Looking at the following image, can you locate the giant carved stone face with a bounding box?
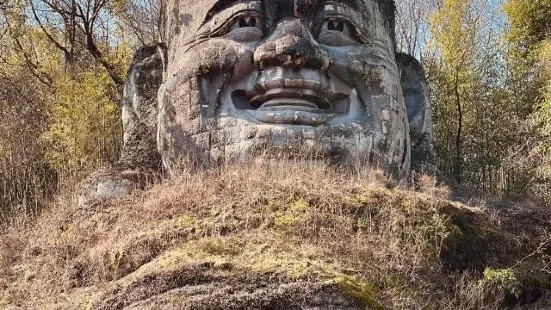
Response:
[157,0,410,177]
[77,0,435,205]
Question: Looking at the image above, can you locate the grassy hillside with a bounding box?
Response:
[1,162,550,309]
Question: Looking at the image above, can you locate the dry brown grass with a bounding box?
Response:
[0,161,550,309]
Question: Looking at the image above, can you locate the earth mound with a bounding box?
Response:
[1,163,550,309]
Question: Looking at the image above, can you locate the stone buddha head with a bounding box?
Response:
[152,0,413,177]
[79,0,434,204]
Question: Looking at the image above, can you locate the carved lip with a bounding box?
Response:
[245,86,335,126]
[260,98,319,111]
[233,72,350,126]
[249,88,330,112]
[246,78,332,112]
[246,109,334,126]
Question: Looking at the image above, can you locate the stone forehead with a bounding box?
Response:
[205,0,396,14]
[160,0,395,25]
[159,0,396,45]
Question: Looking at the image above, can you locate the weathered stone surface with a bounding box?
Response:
[397,53,436,174]
[120,43,164,169]
[76,163,161,206]
[77,45,164,204]
[78,0,434,205]
[157,0,410,178]
[92,268,362,310]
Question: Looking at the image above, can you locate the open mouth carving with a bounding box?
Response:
[229,69,351,126]
[250,88,330,112]
[246,78,332,111]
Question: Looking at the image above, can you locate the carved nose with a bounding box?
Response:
[253,19,330,71]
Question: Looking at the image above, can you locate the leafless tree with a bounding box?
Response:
[113,0,160,45]
[395,0,437,57]
[0,3,55,88]
[27,0,126,84]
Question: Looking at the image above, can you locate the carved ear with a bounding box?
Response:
[120,44,166,169]
[75,44,167,206]
[396,53,432,137]
[396,53,435,173]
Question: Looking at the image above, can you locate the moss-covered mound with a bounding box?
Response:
[1,163,550,309]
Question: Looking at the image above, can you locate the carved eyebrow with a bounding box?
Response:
[203,0,261,24]
[319,0,360,10]
[205,0,360,17]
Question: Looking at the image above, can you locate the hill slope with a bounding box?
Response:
[1,163,550,309]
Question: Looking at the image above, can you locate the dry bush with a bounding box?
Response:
[439,272,505,310]
[410,172,452,199]
[0,73,57,222]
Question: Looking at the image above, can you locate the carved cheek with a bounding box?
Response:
[326,46,379,83]
[230,45,256,81]
[168,40,241,85]
[324,47,377,117]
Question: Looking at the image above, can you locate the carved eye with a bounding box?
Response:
[324,19,346,32]
[226,13,264,42]
[316,17,360,46]
[238,16,259,28]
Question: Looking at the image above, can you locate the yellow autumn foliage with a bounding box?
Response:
[42,69,124,180]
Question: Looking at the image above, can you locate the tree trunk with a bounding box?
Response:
[453,69,463,184]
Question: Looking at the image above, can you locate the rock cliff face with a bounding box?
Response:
[2,164,551,309]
